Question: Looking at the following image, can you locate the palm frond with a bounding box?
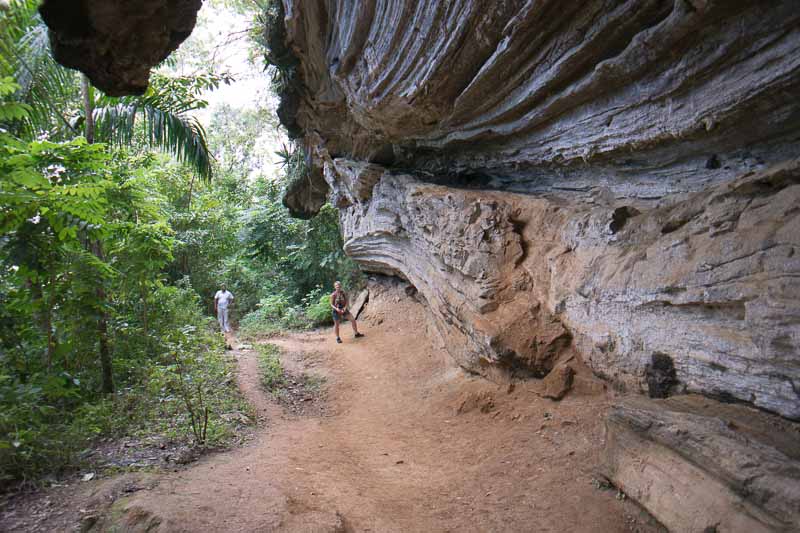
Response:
[94,103,214,180]
[0,0,78,137]
[93,103,137,146]
[141,106,213,181]
[93,71,224,180]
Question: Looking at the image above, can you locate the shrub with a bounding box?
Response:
[305,293,332,326]
[0,372,109,488]
[239,294,291,338]
[257,344,284,391]
[239,290,327,337]
[0,284,251,489]
[144,327,246,447]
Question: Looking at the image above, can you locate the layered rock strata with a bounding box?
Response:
[602,395,800,532]
[282,0,800,216]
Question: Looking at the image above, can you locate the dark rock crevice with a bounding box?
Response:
[645,352,677,399]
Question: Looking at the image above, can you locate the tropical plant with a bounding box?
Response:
[93,72,233,180]
[305,290,334,326]
[0,76,31,122]
[0,0,79,137]
[0,0,225,179]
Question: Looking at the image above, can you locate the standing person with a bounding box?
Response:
[331,280,363,343]
[214,284,234,333]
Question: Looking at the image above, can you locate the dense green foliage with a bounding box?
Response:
[0,107,250,484]
[0,0,361,489]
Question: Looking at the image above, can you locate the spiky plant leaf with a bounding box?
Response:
[0,0,78,137]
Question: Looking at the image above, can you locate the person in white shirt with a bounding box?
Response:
[214,284,234,333]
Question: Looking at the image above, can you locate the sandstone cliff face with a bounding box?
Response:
[275,0,800,423]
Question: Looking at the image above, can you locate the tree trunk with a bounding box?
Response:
[83,75,113,393]
[81,74,95,144]
[48,272,62,369]
[92,241,114,393]
[141,281,149,337]
[187,173,196,209]
[45,295,54,368]
[97,292,114,393]
[30,279,55,369]
[97,292,113,393]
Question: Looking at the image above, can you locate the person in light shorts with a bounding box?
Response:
[330,280,363,343]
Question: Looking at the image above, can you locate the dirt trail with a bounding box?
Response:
[91,295,659,533]
[3,296,662,532]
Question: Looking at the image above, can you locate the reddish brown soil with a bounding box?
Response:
[1,300,663,532]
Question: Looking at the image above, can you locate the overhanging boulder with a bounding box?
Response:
[39,0,202,95]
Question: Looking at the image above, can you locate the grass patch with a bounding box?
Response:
[257,344,285,391]
[255,345,326,415]
[301,373,326,393]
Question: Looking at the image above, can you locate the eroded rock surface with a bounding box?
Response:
[602,395,800,532]
[332,157,800,420]
[39,0,202,95]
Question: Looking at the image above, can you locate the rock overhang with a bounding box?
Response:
[39,0,203,96]
[278,0,800,215]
